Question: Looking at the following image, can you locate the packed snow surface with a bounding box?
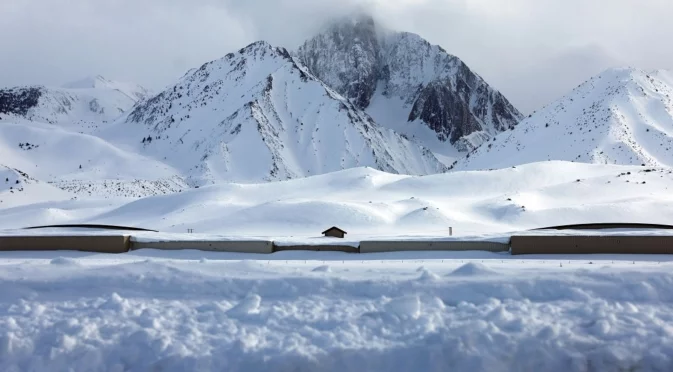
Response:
[0,250,672,371]
[2,161,673,239]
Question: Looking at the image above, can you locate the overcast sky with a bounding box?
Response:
[1,0,671,113]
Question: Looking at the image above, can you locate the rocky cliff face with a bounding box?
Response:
[297,15,522,153]
[298,16,381,109]
[103,41,446,184]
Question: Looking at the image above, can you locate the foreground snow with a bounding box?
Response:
[0,250,672,371]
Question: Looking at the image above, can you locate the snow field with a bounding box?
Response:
[3,161,673,241]
[0,250,672,371]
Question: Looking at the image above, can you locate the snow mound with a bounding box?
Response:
[448,262,499,277]
[418,269,441,281]
[227,294,262,316]
[99,292,130,312]
[385,295,422,319]
[49,257,80,265]
[312,265,332,273]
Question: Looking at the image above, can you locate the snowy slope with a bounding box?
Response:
[3,161,672,237]
[0,117,188,199]
[0,165,73,209]
[103,41,445,185]
[297,15,522,159]
[0,75,149,130]
[454,68,673,170]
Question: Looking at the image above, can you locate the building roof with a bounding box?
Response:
[533,223,673,231]
[322,226,347,235]
[23,224,158,232]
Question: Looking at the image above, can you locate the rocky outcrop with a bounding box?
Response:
[297,15,522,150]
[0,87,42,117]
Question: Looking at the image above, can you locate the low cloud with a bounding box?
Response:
[1,0,671,112]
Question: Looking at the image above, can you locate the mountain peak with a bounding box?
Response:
[297,18,522,155]
[452,67,673,170]
[328,12,377,31]
[62,75,112,89]
[112,38,445,183]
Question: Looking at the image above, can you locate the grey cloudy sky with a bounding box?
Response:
[1,0,671,113]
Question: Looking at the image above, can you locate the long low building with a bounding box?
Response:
[510,235,673,255]
[360,240,509,253]
[3,223,673,255]
[131,240,274,254]
[0,235,131,254]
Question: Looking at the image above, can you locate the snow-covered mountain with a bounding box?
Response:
[3,161,673,236]
[103,41,446,184]
[0,115,187,199]
[453,68,673,170]
[0,75,149,129]
[296,15,522,159]
[63,75,150,102]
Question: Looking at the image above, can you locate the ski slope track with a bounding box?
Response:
[454,68,673,170]
[105,41,445,184]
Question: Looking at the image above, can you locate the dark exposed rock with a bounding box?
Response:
[297,15,522,148]
[0,87,42,116]
[408,81,482,143]
[297,15,381,109]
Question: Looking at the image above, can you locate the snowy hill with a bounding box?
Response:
[453,68,673,170]
[3,161,672,237]
[0,75,149,129]
[0,117,188,199]
[1,163,672,372]
[103,41,446,185]
[296,14,522,159]
[0,165,73,209]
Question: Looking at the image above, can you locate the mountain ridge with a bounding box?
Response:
[452,67,673,170]
[0,76,149,128]
[101,41,446,184]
